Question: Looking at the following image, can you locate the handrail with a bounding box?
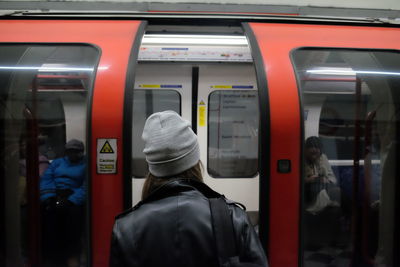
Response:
[23,76,41,267]
[362,110,376,265]
[351,76,363,266]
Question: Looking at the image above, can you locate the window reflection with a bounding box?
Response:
[293,49,400,267]
[0,45,98,267]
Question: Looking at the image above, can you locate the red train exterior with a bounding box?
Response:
[1,15,400,267]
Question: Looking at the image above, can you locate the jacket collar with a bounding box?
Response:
[133,178,222,210]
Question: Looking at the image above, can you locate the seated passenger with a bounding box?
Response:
[304,136,340,214]
[40,139,86,267]
[110,111,267,267]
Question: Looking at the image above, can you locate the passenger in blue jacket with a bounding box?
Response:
[40,139,86,267]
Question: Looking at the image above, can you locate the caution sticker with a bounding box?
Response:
[199,100,206,127]
[97,139,117,174]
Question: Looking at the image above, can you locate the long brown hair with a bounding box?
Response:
[141,161,204,200]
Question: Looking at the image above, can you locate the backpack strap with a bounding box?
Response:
[209,197,238,266]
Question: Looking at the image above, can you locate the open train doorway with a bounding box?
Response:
[128,24,267,245]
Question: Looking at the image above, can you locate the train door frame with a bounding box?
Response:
[246,22,400,267]
[243,22,280,265]
[123,24,270,261]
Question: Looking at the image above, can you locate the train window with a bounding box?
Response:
[292,49,400,267]
[318,94,370,160]
[131,89,181,178]
[208,90,259,178]
[0,45,98,266]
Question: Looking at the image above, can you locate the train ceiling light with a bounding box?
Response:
[139,34,252,62]
[0,65,109,72]
[307,68,400,76]
[141,34,249,46]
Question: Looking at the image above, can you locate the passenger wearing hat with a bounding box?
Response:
[40,139,86,205]
[40,139,86,267]
[110,111,267,267]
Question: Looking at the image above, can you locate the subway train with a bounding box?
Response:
[0,12,400,267]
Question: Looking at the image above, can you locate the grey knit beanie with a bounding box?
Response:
[142,110,200,177]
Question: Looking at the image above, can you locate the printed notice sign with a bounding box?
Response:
[97,139,117,174]
[199,100,206,127]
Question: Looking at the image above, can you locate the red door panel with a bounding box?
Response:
[247,22,400,267]
[0,20,143,266]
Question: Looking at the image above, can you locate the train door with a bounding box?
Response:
[0,20,144,267]
[246,23,400,267]
[197,64,260,221]
[293,49,400,267]
[0,44,98,266]
[129,29,264,241]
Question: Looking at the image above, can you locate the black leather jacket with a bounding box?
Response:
[110,179,268,267]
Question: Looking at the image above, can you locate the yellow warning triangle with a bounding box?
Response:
[100,141,114,153]
[199,100,205,105]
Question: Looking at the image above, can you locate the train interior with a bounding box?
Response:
[1,23,399,267]
[132,25,260,225]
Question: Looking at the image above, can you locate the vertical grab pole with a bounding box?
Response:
[24,77,41,267]
[362,110,376,266]
[351,76,362,267]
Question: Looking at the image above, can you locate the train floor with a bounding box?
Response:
[303,206,351,267]
[304,245,351,267]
